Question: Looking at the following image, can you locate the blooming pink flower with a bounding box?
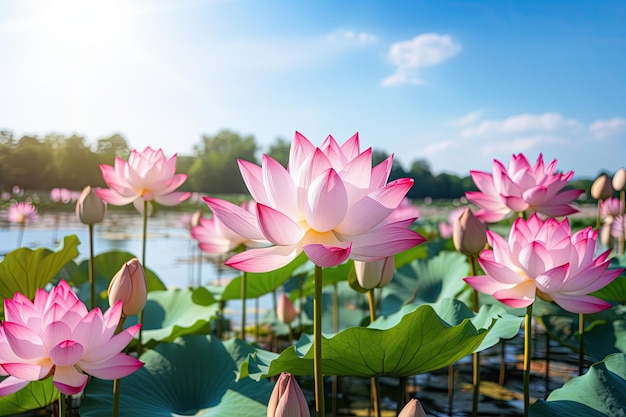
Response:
[267,372,310,417]
[0,280,143,396]
[7,202,38,225]
[204,132,426,272]
[464,214,623,313]
[96,147,190,213]
[50,188,72,204]
[466,154,583,223]
[600,197,624,222]
[191,202,266,256]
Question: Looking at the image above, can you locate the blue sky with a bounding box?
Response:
[1,0,625,179]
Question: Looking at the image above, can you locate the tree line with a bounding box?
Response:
[0,129,593,200]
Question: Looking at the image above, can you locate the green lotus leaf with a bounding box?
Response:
[382,250,469,314]
[241,303,490,380]
[592,275,626,304]
[375,298,522,352]
[542,304,626,362]
[123,289,220,348]
[530,353,626,416]
[221,252,308,300]
[66,250,166,310]
[0,235,79,316]
[80,336,273,417]
[0,378,59,416]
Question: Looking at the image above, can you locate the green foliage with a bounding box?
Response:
[80,336,273,417]
[530,353,626,416]
[0,379,59,416]
[240,304,491,380]
[0,235,80,317]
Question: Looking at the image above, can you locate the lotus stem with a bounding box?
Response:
[468,255,481,417]
[397,376,408,415]
[112,315,127,417]
[138,200,148,352]
[448,363,454,414]
[523,303,533,417]
[545,328,550,397]
[314,265,325,417]
[59,393,67,417]
[332,282,339,417]
[367,289,381,417]
[578,313,584,375]
[16,223,24,248]
[88,223,95,309]
[619,189,625,256]
[241,271,247,340]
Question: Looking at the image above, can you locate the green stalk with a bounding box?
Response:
[112,315,127,417]
[332,282,339,417]
[58,393,67,417]
[16,223,24,247]
[88,223,95,309]
[138,200,149,353]
[578,313,584,375]
[367,289,381,417]
[619,189,625,256]
[314,265,325,417]
[241,271,247,340]
[523,304,533,417]
[468,255,480,417]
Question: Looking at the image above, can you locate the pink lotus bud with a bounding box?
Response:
[453,207,487,257]
[108,258,147,316]
[277,292,297,324]
[613,168,626,192]
[267,372,310,417]
[76,186,106,225]
[398,398,427,417]
[591,174,613,201]
[353,256,395,290]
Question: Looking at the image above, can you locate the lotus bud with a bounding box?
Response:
[354,256,395,290]
[277,292,297,325]
[267,372,310,417]
[76,186,106,225]
[108,258,147,316]
[613,168,626,192]
[398,398,427,417]
[591,174,613,201]
[453,207,487,257]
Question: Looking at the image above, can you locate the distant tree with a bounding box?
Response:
[188,130,258,194]
[267,137,291,167]
[52,135,103,189]
[5,136,56,190]
[95,134,131,163]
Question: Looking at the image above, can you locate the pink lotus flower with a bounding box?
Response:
[600,197,624,222]
[0,280,143,396]
[466,154,583,223]
[96,147,190,213]
[204,132,426,272]
[277,292,298,325]
[7,202,38,225]
[267,372,310,417]
[191,203,266,256]
[464,214,623,313]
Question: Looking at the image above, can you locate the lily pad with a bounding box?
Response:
[241,303,490,380]
[382,250,469,315]
[530,353,626,416]
[124,288,220,348]
[80,335,273,416]
[0,235,79,310]
[0,378,59,416]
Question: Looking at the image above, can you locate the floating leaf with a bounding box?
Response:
[0,378,59,416]
[124,289,220,348]
[80,336,273,417]
[592,275,626,304]
[0,235,79,315]
[530,353,626,416]
[241,304,490,380]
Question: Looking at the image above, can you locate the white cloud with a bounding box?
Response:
[589,117,626,139]
[326,29,377,44]
[382,33,461,86]
[449,111,482,127]
[460,112,581,138]
[480,134,568,155]
[422,140,453,156]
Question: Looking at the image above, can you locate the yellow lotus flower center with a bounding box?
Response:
[302,229,339,246]
[140,189,154,201]
[536,289,553,302]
